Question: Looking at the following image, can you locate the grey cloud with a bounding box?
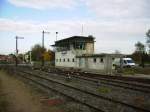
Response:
[0,18,149,53]
[84,0,150,19]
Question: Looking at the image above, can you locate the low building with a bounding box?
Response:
[52,36,122,74]
[0,55,15,63]
[76,53,122,74]
[0,55,7,62]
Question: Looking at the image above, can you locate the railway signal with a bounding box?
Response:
[42,30,50,67]
[56,32,58,41]
[15,36,24,67]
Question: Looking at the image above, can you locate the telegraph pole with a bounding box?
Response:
[81,24,83,36]
[15,36,24,67]
[42,30,50,67]
[56,32,58,41]
[15,36,18,67]
[30,51,32,64]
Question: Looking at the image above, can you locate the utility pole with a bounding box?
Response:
[15,36,24,67]
[56,32,58,41]
[42,30,50,67]
[30,51,32,64]
[81,24,84,36]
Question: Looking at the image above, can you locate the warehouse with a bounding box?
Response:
[52,35,122,73]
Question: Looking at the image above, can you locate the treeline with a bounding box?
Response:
[27,44,55,62]
[125,29,150,66]
[127,52,150,65]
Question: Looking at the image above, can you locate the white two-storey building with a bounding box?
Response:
[52,36,122,73]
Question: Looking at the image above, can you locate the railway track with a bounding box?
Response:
[1,65,150,112]
[16,73,102,112]
[14,68,150,112]
[41,68,150,94]
[45,67,150,84]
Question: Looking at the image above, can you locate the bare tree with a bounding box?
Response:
[135,41,145,53]
[146,29,150,53]
[31,44,46,61]
[135,41,145,67]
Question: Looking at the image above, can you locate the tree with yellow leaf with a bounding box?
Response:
[43,50,55,61]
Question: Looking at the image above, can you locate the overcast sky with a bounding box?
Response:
[0,0,150,54]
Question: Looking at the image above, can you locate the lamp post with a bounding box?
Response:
[42,30,50,67]
[15,36,24,67]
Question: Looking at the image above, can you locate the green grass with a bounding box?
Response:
[97,87,111,94]
[122,68,135,75]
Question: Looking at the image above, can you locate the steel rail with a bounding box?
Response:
[43,70,150,93]
[17,69,150,112]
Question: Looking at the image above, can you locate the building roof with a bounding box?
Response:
[52,35,95,47]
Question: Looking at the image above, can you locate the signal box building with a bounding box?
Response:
[52,36,122,73]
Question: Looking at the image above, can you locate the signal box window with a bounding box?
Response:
[93,58,96,63]
[100,58,103,63]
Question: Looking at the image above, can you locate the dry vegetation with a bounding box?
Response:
[0,70,63,112]
[122,67,150,75]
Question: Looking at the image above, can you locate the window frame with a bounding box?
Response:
[100,58,104,63]
[93,58,97,63]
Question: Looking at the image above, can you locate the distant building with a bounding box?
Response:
[0,55,7,61]
[52,35,122,74]
[0,55,15,63]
